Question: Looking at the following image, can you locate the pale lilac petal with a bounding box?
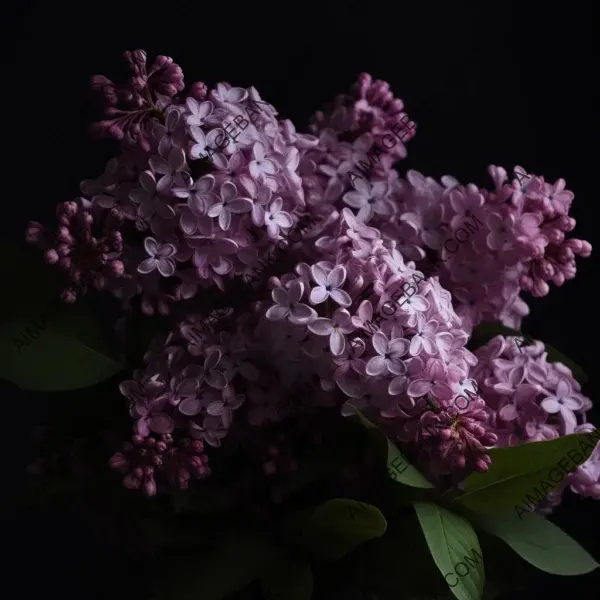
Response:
[270,197,283,214]
[327,266,347,288]
[330,329,346,355]
[144,237,159,256]
[329,289,352,307]
[287,280,304,304]
[221,181,237,203]
[137,258,157,274]
[274,212,294,228]
[372,332,388,355]
[218,209,232,230]
[541,397,561,414]
[157,258,175,277]
[310,285,328,304]
[266,305,290,320]
[206,401,225,416]
[366,356,386,376]
[179,397,203,416]
[311,264,328,285]
[308,318,334,336]
[157,244,177,257]
[290,303,316,323]
[556,379,571,399]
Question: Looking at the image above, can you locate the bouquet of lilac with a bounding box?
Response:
[8,49,598,600]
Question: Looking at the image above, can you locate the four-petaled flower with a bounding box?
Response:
[540,378,585,434]
[264,197,293,237]
[366,331,410,376]
[138,237,177,277]
[249,141,279,180]
[266,279,317,324]
[309,264,352,307]
[206,387,245,428]
[308,308,355,356]
[207,181,253,230]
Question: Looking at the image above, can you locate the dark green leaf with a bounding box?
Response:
[467,510,599,575]
[153,530,280,600]
[261,555,313,600]
[0,299,125,390]
[0,242,124,390]
[413,502,484,600]
[348,405,434,489]
[451,430,600,515]
[303,498,387,561]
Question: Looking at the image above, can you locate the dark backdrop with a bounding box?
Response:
[4,1,599,598]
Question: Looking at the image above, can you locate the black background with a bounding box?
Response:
[4,1,599,598]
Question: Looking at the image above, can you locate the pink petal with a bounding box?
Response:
[372,332,388,356]
[499,404,518,421]
[407,379,432,397]
[149,414,174,434]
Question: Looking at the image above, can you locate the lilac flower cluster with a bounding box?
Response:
[472,334,600,506]
[26,50,594,503]
[27,49,315,314]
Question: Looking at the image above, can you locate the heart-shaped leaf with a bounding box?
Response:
[451,430,600,516]
[0,299,125,390]
[413,502,484,600]
[348,405,433,489]
[153,530,281,600]
[303,498,387,561]
[0,243,124,390]
[467,510,599,575]
[261,555,313,600]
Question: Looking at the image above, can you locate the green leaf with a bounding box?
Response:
[0,243,124,390]
[303,498,387,561]
[468,322,587,384]
[467,510,599,575]
[154,530,281,600]
[413,502,485,600]
[261,555,313,600]
[0,299,125,390]
[348,405,434,489]
[451,430,600,515]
